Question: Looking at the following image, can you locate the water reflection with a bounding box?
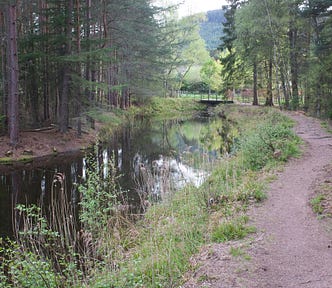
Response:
[0,116,232,238]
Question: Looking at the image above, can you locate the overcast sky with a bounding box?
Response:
[178,0,228,17]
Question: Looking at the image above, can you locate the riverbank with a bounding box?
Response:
[87,106,301,287]
[0,127,97,164]
[0,98,204,165]
[0,104,301,288]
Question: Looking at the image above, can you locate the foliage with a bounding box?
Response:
[220,0,332,114]
[79,157,121,235]
[0,203,80,288]
[159,12,211,96]
[136,97,205,120]
[0,242,60,288]
[200,58,223,94]
[219,1,246,92]
[0,0,195,138]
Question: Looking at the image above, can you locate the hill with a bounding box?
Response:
[199,9,225,51]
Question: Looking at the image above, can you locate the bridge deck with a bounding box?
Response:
[199,99,234,105]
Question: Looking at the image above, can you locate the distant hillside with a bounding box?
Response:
[199,9,225,51]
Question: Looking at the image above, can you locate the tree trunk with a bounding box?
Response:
[59,69,70,133]
[253,61,258,106]
[289,8,299,110]
[280,66,289,109]
[265,57,273,106]
[7,4,19,146]
[0,10,7,135]
[59,0,73,133]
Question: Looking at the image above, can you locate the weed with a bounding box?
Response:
[310,194,326,215]
[198,273,209,283]
[229,247,251,260]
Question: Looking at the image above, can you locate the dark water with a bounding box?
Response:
[0,116,227,238]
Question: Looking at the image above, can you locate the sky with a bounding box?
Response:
[177,0,228,17]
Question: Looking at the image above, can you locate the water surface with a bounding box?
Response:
[0,116,230,238]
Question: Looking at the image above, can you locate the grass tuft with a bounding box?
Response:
[211,216,256,243]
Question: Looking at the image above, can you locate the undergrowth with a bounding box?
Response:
[0,105,300,288]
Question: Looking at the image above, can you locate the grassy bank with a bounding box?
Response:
[86,106,300,287]
[85,97,205,142]
[87,97,204,129]
[0,104,300,288]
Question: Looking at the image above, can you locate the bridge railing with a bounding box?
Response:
[177,91,223,101]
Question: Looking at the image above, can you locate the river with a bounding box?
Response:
[0,114,231,238]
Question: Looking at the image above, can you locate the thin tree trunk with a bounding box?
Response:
[0,10,7,135]
[265,57,273,106]
[7,4,19,146]
[59,0,73,133]
[253,61,258,106]
[60,0,73,133]
[289,7,299,110]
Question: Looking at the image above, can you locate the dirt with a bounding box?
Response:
[182,112,332,288]
[0,126,98,166]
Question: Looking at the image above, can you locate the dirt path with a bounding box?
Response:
[183,112,332,288]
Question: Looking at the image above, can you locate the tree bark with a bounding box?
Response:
[253,61,259,105]
[0,10,7,135]
[289,6,299,110]
[7,4,19,146]
[265,57,273,106]
[59,0,73,133]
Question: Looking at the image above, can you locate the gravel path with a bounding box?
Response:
[183,112,332,288]
[243,112,332,287]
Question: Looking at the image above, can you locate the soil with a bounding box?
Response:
[182,112,332,288]
[0,126,98,168]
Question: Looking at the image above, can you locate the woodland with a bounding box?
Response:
[1,0,331,147]
[0,1,332,287]
[220,0,332,112]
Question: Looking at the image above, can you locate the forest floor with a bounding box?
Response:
[183,111,332,288]
[0,126,98,164]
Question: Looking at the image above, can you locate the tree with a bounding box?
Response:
[234,0,265,105]
[0,0,173,137]
[200,58,222,96]
[157,10,208,97]
[175,37,210,92]
[300,0,332,117]
[219,1,241,93]
[59,0,73,133]
[5,3,19,145]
